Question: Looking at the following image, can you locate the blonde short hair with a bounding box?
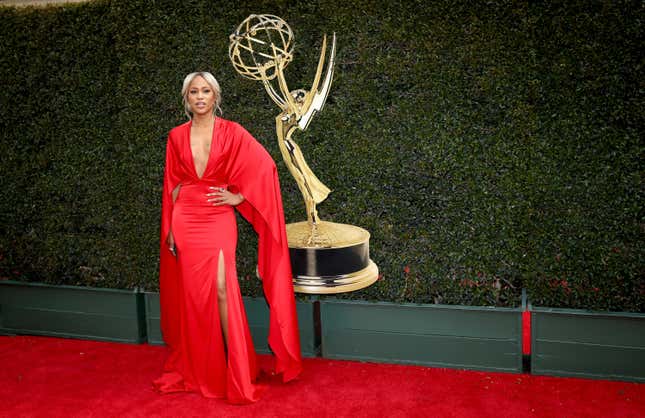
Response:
[181,72,222,119]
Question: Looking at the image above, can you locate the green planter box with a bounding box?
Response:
[0,281,145,343]
[144,292,317,357]
[321,299,522,372]
[244,297,317,358]
[530,307,645,382]
[143,291,163,345]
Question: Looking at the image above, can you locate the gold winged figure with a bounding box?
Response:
[229,14,336,243]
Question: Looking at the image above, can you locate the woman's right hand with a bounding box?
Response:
[166,231,177,257]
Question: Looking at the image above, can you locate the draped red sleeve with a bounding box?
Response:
[222,121,303,382]
[158,126,184,351]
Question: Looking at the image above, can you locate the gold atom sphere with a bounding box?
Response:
[229,14,294,81]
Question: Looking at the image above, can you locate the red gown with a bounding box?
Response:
[153,118,302,404]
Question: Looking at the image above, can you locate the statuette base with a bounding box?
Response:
[286,221,379,294]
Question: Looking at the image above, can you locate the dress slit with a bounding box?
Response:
[216,248,228,353]
[219,246,266,403]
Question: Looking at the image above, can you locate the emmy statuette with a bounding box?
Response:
[229,14,378,293]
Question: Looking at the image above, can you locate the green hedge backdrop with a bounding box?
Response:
[0,0,642,311]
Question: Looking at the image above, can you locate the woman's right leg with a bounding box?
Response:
[217,249,228,345]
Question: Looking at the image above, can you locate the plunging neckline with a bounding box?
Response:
[189,118,217,180]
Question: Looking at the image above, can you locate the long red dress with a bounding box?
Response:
[153,118,302,404]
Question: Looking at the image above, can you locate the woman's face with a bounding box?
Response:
[187,76,216,116]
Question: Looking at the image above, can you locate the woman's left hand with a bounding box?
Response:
[207,186,245,206]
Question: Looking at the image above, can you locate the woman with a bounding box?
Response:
[154,72,302,404]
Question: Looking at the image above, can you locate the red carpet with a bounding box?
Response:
[1,336,643,418]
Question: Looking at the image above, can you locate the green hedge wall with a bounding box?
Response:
[0,0,642,311]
